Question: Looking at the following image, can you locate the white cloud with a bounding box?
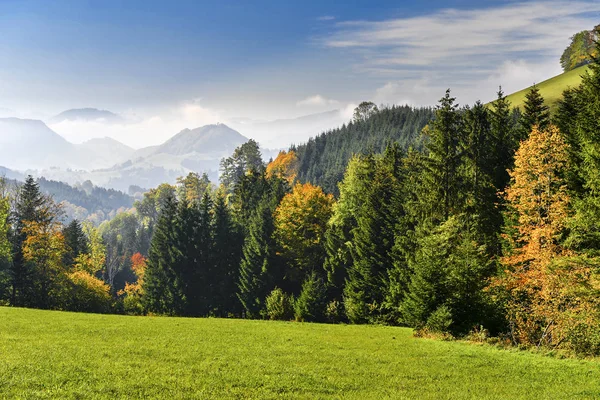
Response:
[325,1,600,106]
[296,94,339,107]
[317,16,336,21]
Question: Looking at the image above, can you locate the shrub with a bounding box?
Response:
[66,271,112,313]
[325,300,345,323]
[265,288,294,321]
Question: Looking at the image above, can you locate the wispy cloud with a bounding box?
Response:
[317,15,336,21]
[323,1,600,104]
[296,94,339,107]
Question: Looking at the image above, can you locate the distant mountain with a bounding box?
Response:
[0,118,77,170]
[153,124,247,156]
[76,137,135,169]
[50,108,124,124]
[228,110,349,148]
[95,123,248,191]
[0,165,24,181]
[0,118,135,171]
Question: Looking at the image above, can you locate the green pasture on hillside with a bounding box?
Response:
[499,65,589,111]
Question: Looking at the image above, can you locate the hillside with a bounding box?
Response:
[291,105,434,194]
[503,65,589,110]
[1,307,599,399]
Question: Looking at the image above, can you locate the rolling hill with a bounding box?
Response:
[502,65,589,110]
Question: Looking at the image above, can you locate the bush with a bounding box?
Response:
[265,288,294,321]
[294,272,327,322]
[426,305,453,333]
[66,271,112,313]
[325,300,345,323]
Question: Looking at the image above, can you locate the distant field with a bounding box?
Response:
[502,65,589,111]
[1,308,600,399]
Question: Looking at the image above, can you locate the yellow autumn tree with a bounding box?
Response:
[266,150,299,184]
[497,125,600,351]
[274,182,334,291]
[22,219,68,309]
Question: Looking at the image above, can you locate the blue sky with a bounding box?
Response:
[0,0,599,147]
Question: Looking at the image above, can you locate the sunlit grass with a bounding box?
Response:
[499,65,589,111]
[1,307,600,399]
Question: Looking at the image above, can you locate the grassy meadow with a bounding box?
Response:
[2,308,600,399]
[500,65,589,111]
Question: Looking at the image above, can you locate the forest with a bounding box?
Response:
[3,29,600,358]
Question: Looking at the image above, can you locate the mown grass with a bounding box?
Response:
[1,307,600,399]
[500,65,589,111]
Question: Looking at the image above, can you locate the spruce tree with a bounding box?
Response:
[10,176,53,306]
[422,89,465,222]
[211,191,242,316]
[343,146,406,323]
[489,87,518,192]
[142,193,179,315]
[519,84,550,141]
[62,219,89,269]
[237,196,278,318]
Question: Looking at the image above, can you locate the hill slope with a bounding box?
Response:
[291,105,434,194]
[503,65,589,110]
[1,307,599,399]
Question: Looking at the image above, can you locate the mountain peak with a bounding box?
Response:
[155,123,248,156]
[50,108,124,124]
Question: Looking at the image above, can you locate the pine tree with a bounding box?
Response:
[519,84,550,141]
[10,176,55,307]
[343,146,406,323]
[211,190,243,316]
[401,216,493,334]
[142,193,179,315]
[62,219,89,270]
[464,101,502,254]
[294,271,327,322]
[422,89,465,222]
[237,196,278,318]
[489,87,518,192]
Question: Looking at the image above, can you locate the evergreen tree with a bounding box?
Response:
[464,101,502,254]
[142,193,179,315]
[401,216,494,334]
[422,89,465,222]
[519,84,550,141]
[211,190,243,316]
[62,219,89,270]
[10,176,54,307]
[489,87,518,192]
[343,146,406,323]
[294,271,327,322]
[237,197,278,318]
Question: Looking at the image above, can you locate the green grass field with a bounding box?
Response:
[2,307,600,399]
[501,65,589,111]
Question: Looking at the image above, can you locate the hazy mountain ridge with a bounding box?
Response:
[0,118,134,171]
[50,108,125,124]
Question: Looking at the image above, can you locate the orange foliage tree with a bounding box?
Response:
[495,125,600,349]
[266,150,299,184]
[122,252,147,314]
